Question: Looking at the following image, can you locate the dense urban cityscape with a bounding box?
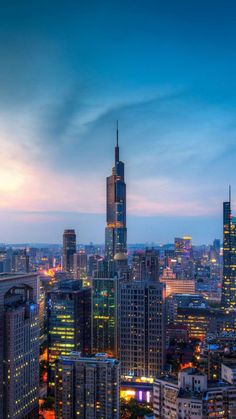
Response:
[1,1,236,418]
[0,131,236,418]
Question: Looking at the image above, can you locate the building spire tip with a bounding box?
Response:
[116,120,119,147]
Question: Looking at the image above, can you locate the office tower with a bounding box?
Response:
[47,280,92,393]
[0,273,39,419]
[55,352,120,419]
[154,367,236,418]
[73,250,87,279]
[62,229,76,274]
[119,280,165,379]
[132,248,159,281]
[12,248,29,273]
[92,277,118,357]
[105,123,127,262]
[88,254,103,276]
[221,188,236,310]
[165,293,207,325]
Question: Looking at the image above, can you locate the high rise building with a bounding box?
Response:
[119,280,165,379]
[92,277,118,357]
[12,248,29,273]
[47,280,92,393]
[62,229,76,274]
[55,352,120,419]
[0,273,39,419]
[105,123,127,262]
[132,248,159,281]
[221,188,236,310]
[73,250,87,279]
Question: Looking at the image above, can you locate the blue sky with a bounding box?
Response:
[0,0,235,244]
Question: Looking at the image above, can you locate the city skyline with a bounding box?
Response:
[0,1,236,243]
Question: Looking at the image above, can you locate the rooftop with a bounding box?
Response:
[58,351,120,366]
[0,272,37,281]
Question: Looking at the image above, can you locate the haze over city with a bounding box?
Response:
[0,0,236,243]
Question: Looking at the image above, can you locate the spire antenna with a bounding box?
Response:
[115,120,119,162]
[116,120,119,147]
[229,184,231,203]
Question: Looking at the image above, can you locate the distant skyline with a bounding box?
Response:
[0,0,235,243]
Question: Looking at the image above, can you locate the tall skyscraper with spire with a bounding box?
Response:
[105,123,127,262]
[221,186,236,310]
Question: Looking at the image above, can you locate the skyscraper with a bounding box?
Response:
[221,187,236,310]
[0,273,39,419]
[55,352,120,419]
[92,277,118,357]
[119,280,165,379]
[62,229,76,274]
[105,123,127,262]
[47,280,92,393]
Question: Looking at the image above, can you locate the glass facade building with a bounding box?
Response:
[221,192,236,310]
[47,280,92,393]
[105,125,127,261]
[92,277,118,357]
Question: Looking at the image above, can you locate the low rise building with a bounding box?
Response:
[154,367,236,418]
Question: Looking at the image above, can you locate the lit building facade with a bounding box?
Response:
[105,124,127,262]
[92,277,118,357]
[119,280,165,379]
[55,352,120,419]
[160,277,196,298]
[47,280,92,393]
[175,307,211,340]
[0,273,39,419]
[221,191,236,310]
[62,229,76,274]
[175,236,192,260]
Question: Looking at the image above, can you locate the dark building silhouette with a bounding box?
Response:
[132,248,159,281]
[62,229,76,274]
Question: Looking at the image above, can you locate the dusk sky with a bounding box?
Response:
[0,0,236,244]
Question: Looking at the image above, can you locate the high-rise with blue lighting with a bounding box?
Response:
[105,123,127,262]
[221,187,236,311]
